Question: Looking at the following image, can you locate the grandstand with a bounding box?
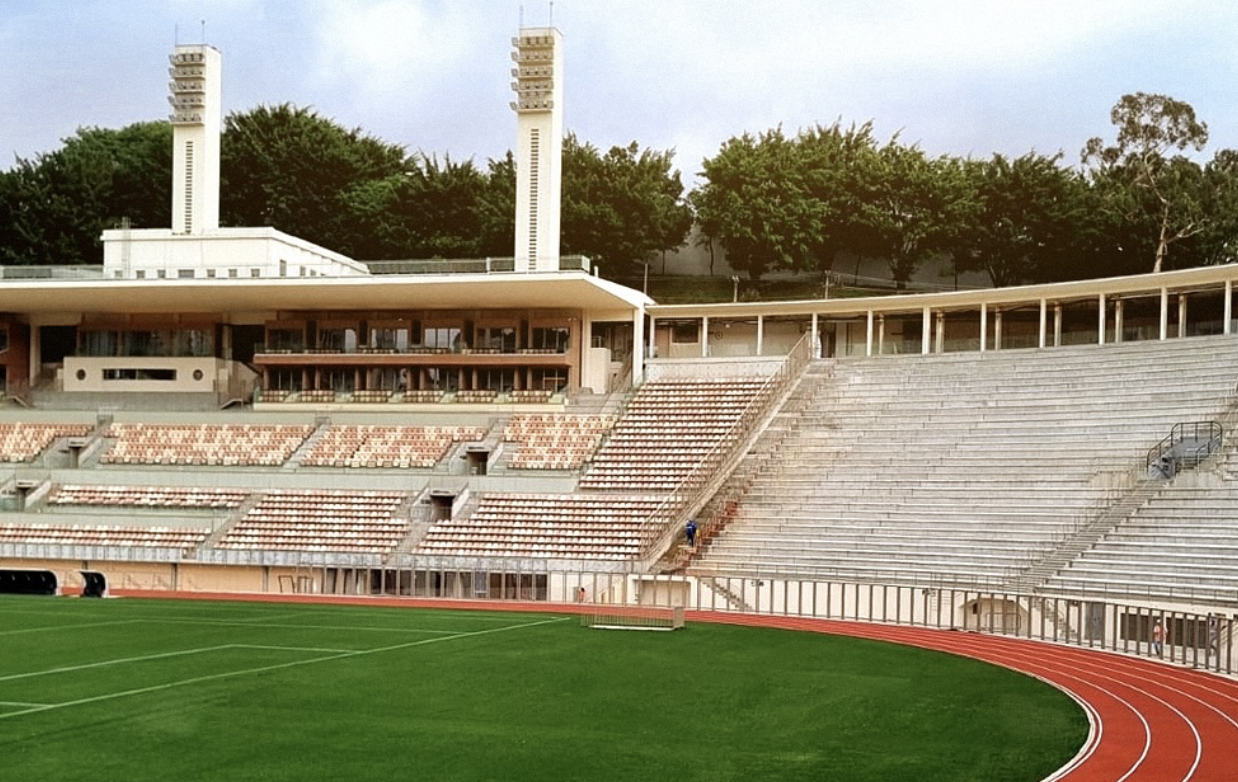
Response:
[3,27,1238,688]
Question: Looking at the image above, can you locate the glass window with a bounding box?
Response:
[425,367,459,391]
[370,327,409,351]
[122,331,168,357]
[322,369,354,393]
[173,329,213,357]
[267,328,304,353]
[532,368,568,392]
[269,368,302,391]
[318,328,357,352]
[531,326,570,352]
[478,368,515,392]
[423,327,461,351]
[479,326,517,352]
[81,331,118,357]
[672,322,700,344]
[0,327,8,354]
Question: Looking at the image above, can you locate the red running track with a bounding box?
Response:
[120,591,1238,782]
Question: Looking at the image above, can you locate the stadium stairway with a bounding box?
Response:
[193,491,265,556]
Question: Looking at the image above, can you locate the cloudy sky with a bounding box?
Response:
[2,0,1236,182]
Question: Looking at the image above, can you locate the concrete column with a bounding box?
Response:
[1114,299,1124,343]
[935,311,945,354]
[1098,293,1106,346]
[701,316,709,358]
[980,303,988,353]
[878,315,886,356]
[1160,288,1169,341]
[756,316,764,357]
[994,310,1003,350]
[866,311,874,357]
[922,307,932,355]
[28,324,41,385]
[1053,304,1062,347]
[1039,299,1047,349]
[1226,280,1233,336]
[1178,293,1188,337]
[810,313,819,358]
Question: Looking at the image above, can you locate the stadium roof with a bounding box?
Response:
[0,270,652,316]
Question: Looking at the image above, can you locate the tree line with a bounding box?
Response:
[2,94,1235,286]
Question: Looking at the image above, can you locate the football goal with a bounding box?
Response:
[580,604,685,631]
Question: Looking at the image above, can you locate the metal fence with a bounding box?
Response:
[167,562,1232,676]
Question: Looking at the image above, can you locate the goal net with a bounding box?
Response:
[580,605,685,631]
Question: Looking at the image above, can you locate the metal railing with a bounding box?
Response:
[631,332,815,568]
[1146,420,1223,477]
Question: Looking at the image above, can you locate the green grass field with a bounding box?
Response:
[0,596,1086,781]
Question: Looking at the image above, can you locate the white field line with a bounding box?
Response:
[0,700,52,708]
[149,618,465,634]
[0,645,236,683]
[233,643,358,654]
[0,616,568,721]
[0,619,146,637]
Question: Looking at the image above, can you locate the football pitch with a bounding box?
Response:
[0,596,1085,781]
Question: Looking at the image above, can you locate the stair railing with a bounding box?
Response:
[1145,421,1223,478]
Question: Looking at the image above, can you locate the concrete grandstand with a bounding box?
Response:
[2,28,1237,684]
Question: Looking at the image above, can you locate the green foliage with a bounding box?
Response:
[691,128,826,280]
[952,152,1092,286]
[220,104,409,257]
[561,134,693,276]
[1082,92,1212,272]
[0,122,172,265]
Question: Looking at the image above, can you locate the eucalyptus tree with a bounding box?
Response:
[1082,93,1210,273]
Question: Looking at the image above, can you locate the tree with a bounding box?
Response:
[1082,93,1209,273]
[0,122,172,265]
[476,152,517,258]
[953,152,1091,287]
[343,153,492,260]
[691,128,824,280]
[560,135,692,276]
[220,104,408,257]
[854,140,975,287]
[796,121,881,273]
[1194,149,1238,267]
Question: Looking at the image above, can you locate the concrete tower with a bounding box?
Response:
[168,44,222,235]
[510,27,563,272]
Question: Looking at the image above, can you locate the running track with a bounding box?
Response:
[119,590,1238,782]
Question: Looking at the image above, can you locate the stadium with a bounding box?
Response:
[2,27,1238,782]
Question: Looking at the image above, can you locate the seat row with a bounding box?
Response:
[101,424,313,467]
[0,423,92,462]
[48,484,248,509]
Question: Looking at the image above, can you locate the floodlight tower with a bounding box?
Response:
[167,44,222,235]
[510,27,563,272]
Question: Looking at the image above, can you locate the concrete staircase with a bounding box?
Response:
[689,336,1238,590]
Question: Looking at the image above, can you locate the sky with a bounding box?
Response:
[2,0,1237,184]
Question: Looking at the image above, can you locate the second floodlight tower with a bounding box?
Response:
[168,44,222,235]
[510,27,564,272]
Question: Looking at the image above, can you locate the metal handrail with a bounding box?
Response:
[632,332,814,568]
[1145,420,1223,476]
